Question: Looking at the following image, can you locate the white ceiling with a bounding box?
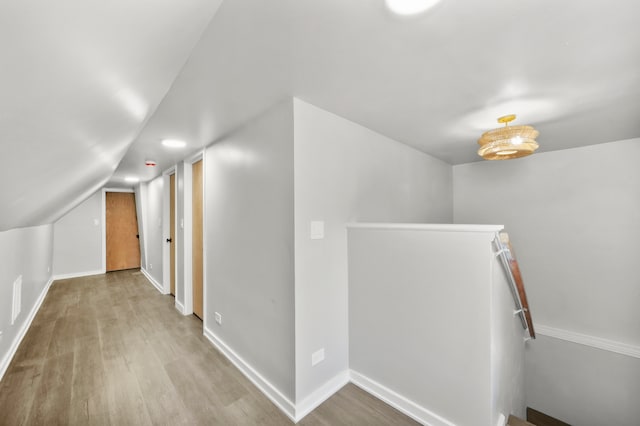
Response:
[2,0,639,231]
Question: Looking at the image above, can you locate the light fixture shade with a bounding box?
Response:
[477,115,539,160]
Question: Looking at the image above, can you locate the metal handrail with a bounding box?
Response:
[493,232,535,339]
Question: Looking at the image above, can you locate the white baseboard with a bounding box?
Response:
[349,370,456,426]
[52,269,105,280]
[175,299,186,315]
[295,370,350,421]
[0,277,54,381]
[140,267,167,294]
[536,324,640,359]
[203,326,296,422]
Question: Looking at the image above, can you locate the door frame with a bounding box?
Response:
[188,152,206,324]
[161,153,206,322]
[181,151,205,318]
[162,166,176,298]
[102,187,136,274]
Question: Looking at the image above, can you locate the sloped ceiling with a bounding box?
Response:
[2,0,640,231]
[112,0,640,184]
[0,0,223,231]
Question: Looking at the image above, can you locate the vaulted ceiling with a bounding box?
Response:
[2,0,639,231]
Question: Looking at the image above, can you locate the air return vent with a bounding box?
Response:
[12,275,22,325]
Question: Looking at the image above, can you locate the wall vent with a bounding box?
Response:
[12,275,22,325]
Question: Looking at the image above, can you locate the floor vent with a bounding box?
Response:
[12,275,22,325]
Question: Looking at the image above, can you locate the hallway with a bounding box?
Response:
[0,270,418,425]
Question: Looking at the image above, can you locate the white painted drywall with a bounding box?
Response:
[293,99,453,403]
[525,335,640,426]
[52,190,103,276]
[454,139,640,344]
[204,100,295,400]
[141,176,165,286]
[347,227,495,426]
[453,138,640,423]
[491,253,526,424]
[0,224,53,377]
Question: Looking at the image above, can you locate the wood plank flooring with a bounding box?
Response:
[0,270,419,425]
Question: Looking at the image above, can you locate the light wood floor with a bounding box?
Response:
[0,270,419,425]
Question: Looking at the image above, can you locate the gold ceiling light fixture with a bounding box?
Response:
[477,114,539,160]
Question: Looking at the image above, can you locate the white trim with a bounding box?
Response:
[141,267,167,294]
[163,166,177,296]
[0,277,54,381]
[295,370,350,422]
[136,183,149,270]
[175,299,186,315]
[349,370,457,426]
[162,172,172,295]
[536,324,640,359]
[201,152,208,329]
[346,223,504,233]
[182,161,193,316]
[101,189,106,272]
[53,269,105,280]
[162,164,177,177]
[186,150,204,164]
[203,326,297,422]
[102,187,135,193]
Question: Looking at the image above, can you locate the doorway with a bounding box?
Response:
[170,173,176,296]
[192,159,204,319]
[105,192,140,271]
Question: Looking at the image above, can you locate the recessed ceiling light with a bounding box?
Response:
[385,0,441,15]
[125,176,140,183]
[161,139,186,148]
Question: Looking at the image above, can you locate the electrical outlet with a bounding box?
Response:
[311,348,325,366]
[149,263,153,270]
[214,312,222,325]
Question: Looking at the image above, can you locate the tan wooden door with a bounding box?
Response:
[106,192,140,271]
[170,173,176,296]
[192,160,204,319]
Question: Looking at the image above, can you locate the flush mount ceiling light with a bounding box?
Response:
[161,139,186,148]
[124,176,140,183]
[477,114,539,160]
[385,0,441,15]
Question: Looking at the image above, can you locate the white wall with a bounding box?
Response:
[204,99,295,401]
[525,335,640,426]
[0,224,54,379]
[348,225,511,426]
[453,139,640,424]
[139,177,164,286]
[491,252,527,425]
[52,190,103,277]
[293,99,453,405]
